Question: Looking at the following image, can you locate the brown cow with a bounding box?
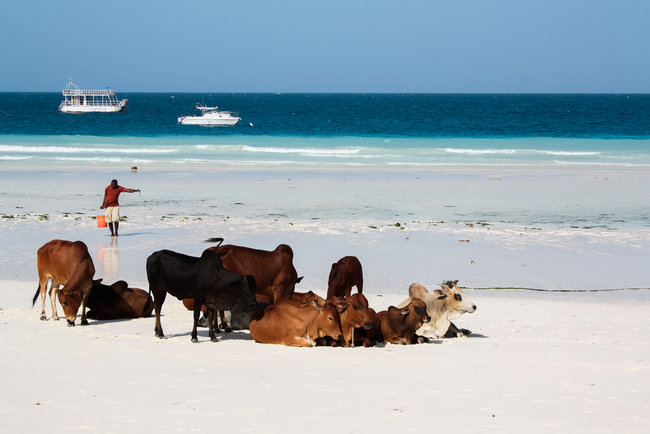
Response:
[318,293,374,347]
[201,238,303,331]
[327,256,363,299]
[354,307,381,347]
[377,298,431,345]
[289,290,326,307]
[33,239,96,326]
[86,280,154,320]
[249,298,343,347]
[338,293,374,347]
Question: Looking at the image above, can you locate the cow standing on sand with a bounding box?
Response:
[327,256,363,299]
[33,239,96,326]
[398,281,476,338]
[185,238,302,332]
[146,249,256,342]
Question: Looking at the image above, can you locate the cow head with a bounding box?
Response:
[58,278,102,326]
[407,298,431,325]
[434,280,477,319]
[345,293,374,330]
[314,301,343,341]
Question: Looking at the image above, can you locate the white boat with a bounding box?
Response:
[58,78,128,113]
[178,104,241,126]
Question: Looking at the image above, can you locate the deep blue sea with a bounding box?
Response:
[1,93,650,167]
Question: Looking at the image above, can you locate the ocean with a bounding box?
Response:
[1,93,650,168]
[1,93,649,288]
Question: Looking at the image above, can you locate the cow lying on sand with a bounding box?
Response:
[146,249,256,342]
[398,281,476,338]
[377,298,431,345]
[86,280,154,320]
[327,256,363,299]
[249,298,343,347]
[33,239,96,326]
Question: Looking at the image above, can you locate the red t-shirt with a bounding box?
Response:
[104,185,126,207]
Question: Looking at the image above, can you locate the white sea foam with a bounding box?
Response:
[442,148,518,155]
[537,150,601,156]
[241,145,361,156]
[0,145,176,154]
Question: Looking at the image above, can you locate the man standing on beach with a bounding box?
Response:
[100,179,140,237]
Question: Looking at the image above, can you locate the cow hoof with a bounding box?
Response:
[460,328,472,336]
[211,337,218,342]
[222,326,233,333]
[80,319,89,326]
[191,337,199,343]
[416,336,429,344]
[40,315,47,321]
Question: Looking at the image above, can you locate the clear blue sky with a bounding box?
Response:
[1,0,649,93]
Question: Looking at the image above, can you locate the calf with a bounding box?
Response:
[86,280,154,320]
[353,307,381,347]
[326,256,363,299]
[398,281,477,338]
[319,293,374,347]
[249,298,343,347]
[377,298,431,345]
[33,239,96,326]
[146,249,256,342]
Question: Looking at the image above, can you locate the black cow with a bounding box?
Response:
[146,249,256,342]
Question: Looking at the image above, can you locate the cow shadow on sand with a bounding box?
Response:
[164,329,254,342]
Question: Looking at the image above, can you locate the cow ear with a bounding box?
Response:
[93,278,103,285]
[338,303,349,313]
[400,307,410,316]
[434,289,448,300]
[296,276,304,283]
[311,299,322,312]
[452,280,459,286]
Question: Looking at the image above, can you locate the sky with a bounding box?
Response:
[1,0,649,93]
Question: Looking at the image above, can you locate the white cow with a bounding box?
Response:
[398,280,476,338]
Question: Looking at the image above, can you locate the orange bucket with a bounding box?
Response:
[96,214,107,228]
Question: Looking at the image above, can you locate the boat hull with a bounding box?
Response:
[58,99,128,113]
[177,116,240,126]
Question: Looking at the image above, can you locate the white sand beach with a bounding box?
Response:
[1,165,649,433]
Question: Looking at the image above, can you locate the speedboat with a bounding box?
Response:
[58,78,127,113]
[178,104,241,126]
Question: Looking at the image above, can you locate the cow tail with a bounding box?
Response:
[205,237,224,247]
[32,285,41,307]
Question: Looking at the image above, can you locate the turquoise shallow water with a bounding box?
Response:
[1,93,650,167]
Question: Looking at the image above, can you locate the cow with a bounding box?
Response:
[398,281,477,339]
[353,307,381,347]
[33,239,96,326]
[326,256,363,299]
[229,302,269,330]
[85,280,154,320]
[145,249,256,342]
[289,290,326,308]
[317,293,374,347]
[198,238,302,331]
[249,298,344,347]
[376,298,431,345]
